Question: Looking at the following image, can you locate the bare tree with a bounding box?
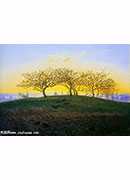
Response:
[100,78,116,97]
[79,71,116,97]
[18,67,117,98]
[78,71,97,96]
[55,68,79,96]
[18,69,57,98]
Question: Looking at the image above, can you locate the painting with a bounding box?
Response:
[0,44,130,135]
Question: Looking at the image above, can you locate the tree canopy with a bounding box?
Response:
[18,68,116,98]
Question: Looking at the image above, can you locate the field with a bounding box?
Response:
[0,96,130,135]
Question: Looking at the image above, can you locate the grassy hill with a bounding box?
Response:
[0,96,130,135]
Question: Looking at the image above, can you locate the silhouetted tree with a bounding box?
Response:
[18,68,117,98]
[55,68,80,96]
[18,69,57,97]
[100,78,116,97]
[79,71,116,97]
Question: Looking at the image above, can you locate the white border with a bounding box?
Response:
[0,0,130,43]
[0,0,130,180]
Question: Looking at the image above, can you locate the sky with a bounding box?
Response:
[0,44,130,94]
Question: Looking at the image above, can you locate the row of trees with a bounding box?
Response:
[18,68,116,98]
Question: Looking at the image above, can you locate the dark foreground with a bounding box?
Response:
[0,96,130,135]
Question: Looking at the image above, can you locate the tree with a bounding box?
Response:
[79,71,116,97]
[78,71,97,96]
[18,67,117,98]
[55,68,80,96]
[100,78,116,97]
[18,69,57,98]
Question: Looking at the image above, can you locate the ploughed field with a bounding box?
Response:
[0,96,130,135]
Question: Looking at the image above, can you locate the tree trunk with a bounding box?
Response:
[75,90,78,96]
[92,92,95,97]
[42,87,47,98]
[92,88,95,97]
[73,89,76,95]
[69,88,72,96]
[73,89,78,96]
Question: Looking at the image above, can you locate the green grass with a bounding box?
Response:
[0,96,130,135]
[0,95,130,114]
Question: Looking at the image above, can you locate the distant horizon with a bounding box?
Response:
[1,93,130,104]
[0,92,130,95]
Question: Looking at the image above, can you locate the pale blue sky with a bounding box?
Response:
[0,44,129,72]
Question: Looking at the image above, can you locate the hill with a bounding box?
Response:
[0,96,130,135]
